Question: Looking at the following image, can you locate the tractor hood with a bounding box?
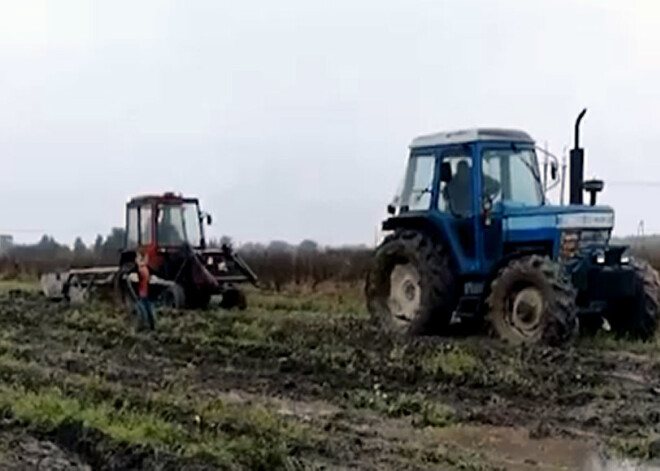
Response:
[500,202,614,244]
[501,203,614,228]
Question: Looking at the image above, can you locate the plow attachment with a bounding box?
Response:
[40,267,120,305]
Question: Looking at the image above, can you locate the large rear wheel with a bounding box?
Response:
[487,255,578,345]
[606,258,660,341]
[365,230,456,336]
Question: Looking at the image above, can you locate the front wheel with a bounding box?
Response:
[606,259,660,341]
[487,255,578,345]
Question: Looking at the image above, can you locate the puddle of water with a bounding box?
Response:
[420,424,660,471]
[583,455,660,471]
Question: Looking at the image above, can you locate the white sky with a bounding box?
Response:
[1,0,660,246]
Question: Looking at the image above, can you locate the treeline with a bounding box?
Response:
[0,231,373,289]
[0,228,127,278]
[238,240,372,291]
[3,231,660,289]
[614,235,660,269]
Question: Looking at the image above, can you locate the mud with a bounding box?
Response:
[0,288,660,469]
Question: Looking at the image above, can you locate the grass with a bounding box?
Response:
[579,331,660,354]
[0,380,312,469]
[350,389,455,427]
[0,330,313,469]
[420,347,479,378]
[1,386,184,445]
[607,436,655,460]
[247,283,366,316]
[0,279,39,293]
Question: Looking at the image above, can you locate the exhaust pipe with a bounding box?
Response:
[569,108,587,205]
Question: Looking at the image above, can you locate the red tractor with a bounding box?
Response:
[41,193,257,310]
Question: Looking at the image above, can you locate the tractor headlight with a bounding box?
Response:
[560,230,580,259]
[620,252,630,264]
[595,251,606,265]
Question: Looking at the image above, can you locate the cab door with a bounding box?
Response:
[477,143,505,272]
[435,145,479,273]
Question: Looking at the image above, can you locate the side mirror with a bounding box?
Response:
[440,162,452,182]
[387,204,396,215]
[206,214,212,225]
[550,162,558,180]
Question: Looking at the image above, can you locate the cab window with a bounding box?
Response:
[482,148,542,206]
[126,207,138,249]
[140,205,152,244]
[157,205,185,245]
[400,154,435,210]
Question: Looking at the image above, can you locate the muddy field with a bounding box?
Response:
[0,284,659,470]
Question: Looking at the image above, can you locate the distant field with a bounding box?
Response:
[0,279,39,293]
[0,282,657,469]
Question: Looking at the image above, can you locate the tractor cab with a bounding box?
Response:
[386,128,614,277]
[125,192,207,254]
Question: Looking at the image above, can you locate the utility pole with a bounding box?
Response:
[560,146,568,206]
[543,141,549,191]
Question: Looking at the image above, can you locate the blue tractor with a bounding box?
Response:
[366,111,660,344]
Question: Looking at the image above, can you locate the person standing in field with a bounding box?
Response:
[136,253,155,330]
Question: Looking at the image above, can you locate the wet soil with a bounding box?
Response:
[0,288,659,469]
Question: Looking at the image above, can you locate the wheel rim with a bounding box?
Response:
[507,287,544,339]
[387,263,421,326]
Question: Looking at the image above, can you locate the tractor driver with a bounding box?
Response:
[444,160,500,217]
[444,160,473,217]
[158,207,184,246]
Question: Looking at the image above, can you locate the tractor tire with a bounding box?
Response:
[365,229,456,336]
[487,255,578,345]
[157,283,186,309]
[606,258,660,341]
[220,288,247,310]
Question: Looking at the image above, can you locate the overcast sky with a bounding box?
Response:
[1,0,660,246]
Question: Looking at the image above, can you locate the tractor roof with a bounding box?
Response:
[127,192,199,206]
[410,128,534,149]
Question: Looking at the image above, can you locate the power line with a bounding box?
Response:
[607,181,660,187]
[0,229,47,234]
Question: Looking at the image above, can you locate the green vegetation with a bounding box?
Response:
[420,347,479,378]
[0,367,312,469]
[350,389,455,427]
